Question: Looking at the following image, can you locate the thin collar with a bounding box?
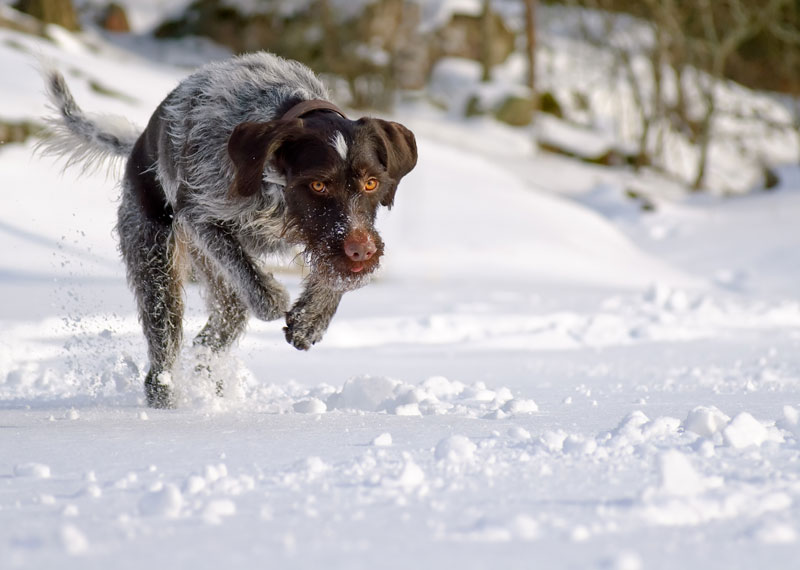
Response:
[281,99,347,121]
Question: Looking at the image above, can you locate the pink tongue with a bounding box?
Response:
[351,263,365,273]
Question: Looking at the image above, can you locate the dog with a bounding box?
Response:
[40,52,417,408]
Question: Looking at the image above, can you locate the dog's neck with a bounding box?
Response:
[281,99,347,121]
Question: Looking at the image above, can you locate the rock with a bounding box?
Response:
[99,2,129,33]
[494,94,535,127]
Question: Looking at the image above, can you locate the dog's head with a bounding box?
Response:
[227,110,417,289]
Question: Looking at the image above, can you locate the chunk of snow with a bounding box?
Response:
[501,398,539,414]
[326,375,399,412]
[138,484,183,518]
[435,435,477,463]
[507,427,531,441]
[293,398,327,414]
[371,433,393,447]
[59,524,88,555]
[183,475,206,495]
[563,434,597,455]
[202,499,237,525]
[14,463,51,479]
[656,450,716,497]
[723,412,768,448]
[684,406,731,438]
[395,402,422,416]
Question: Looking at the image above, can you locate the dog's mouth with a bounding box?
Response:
[305,246,383,291]
[333,249,382,277]
[345,254,380,275]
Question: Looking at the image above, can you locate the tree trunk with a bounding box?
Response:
[523,0,537,96]
[15,0,79,31]
[480,0,492,82]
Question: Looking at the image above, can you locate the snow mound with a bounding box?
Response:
[138,483,183,518]
[14,463,51,479]
[324,375,535,419]
[435,435,477,463]
[683,406,730,439]
[722,412,772,449]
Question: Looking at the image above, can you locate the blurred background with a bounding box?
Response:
[4,0,800,196]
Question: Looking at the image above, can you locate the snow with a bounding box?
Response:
[2,9,800,570]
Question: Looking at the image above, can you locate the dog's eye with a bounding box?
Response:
[364,178,379,192]
[309,181,327,194]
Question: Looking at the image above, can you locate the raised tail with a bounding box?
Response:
[38,68,141,173]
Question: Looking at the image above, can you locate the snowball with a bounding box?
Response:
[608,411,650,446]
[204,463,227,482]
[138,484,183,518]
[202,499,237,525]
[326,375,398,412]
[421,375,464,398]
[65,408,80,420]
[783,405,799,426]
[384,457,425,492]
[539,430,568,453]
[507,427,531,441]
[371,433,393,447]
[778,405,800,438]
[435,435,477,463]
[183,475,206,495]
[570,525,590,542]
[501,398,539,414]
[509,514,540,541]
[684,406,730,438]
[14,463,51,479]
[723,412,768,448]
[59,524,88,555]
[293,398,327,414]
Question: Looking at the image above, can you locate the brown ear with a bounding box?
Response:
[364,119,418,208]
[227,119,301,198]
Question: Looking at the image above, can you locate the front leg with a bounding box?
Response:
[284,276,344,350]
[180,216,289,321]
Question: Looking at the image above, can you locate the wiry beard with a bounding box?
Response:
[281,217,383,292]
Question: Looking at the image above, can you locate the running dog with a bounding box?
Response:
[40,52,417,408]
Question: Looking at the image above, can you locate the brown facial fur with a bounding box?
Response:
[228,111,417,286]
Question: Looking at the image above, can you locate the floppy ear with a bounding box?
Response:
[364,119,418,208]
[227,119,301,198]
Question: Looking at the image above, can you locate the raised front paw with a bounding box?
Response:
[284,306,327,350]
[249,277,290,322]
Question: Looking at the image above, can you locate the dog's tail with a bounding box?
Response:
[38,68,141,173]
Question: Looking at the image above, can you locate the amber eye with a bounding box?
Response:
[310,181,327,193]
[364,178,379,192]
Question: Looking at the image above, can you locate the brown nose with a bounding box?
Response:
[344,230,377,261]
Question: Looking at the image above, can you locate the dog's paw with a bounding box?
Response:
[249,278,290,322]
[144,370,176,409]
[284,307,327,351]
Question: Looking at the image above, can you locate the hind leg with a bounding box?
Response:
[118,194,185,409]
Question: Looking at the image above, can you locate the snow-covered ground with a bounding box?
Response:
[2,10,800,570]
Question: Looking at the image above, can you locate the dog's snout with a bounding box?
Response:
[344,230,377,261]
